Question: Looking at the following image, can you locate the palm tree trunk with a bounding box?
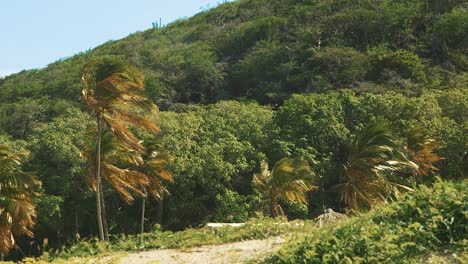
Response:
[57,230,62,248]
[95,117,105,241]
[269,199,277,218]
[74,209,79,241]
[269,190,277,217]
[318,177,325,210]
[140,192,146,234]
[157,196,164,225]
[100,185,109,241]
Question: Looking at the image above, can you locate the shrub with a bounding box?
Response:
[278,199,309,220]
[435,9,468,49]
[265,179,467,263]
[214,190,258,222]
[369,48,427,83]
[309,47,371,88]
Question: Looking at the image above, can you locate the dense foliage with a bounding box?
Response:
[264,179,467,263]
[0,0,466,260]
[0,0,466,105]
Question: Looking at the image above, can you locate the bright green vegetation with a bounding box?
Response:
[37,218,313,262]
[1,0,466,104]
[19,179,468,264]
[0,0,467,261]
[264,179,468,263]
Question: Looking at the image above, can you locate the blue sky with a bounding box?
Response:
[0,0,229,77]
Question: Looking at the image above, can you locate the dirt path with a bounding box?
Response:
[115,236,284,264]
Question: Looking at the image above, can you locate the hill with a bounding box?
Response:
[0,0,466,106]
[0,0,466,260]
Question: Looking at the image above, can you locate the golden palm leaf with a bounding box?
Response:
[334,122,418,211]
[143,151,173,200]
[253,158,315,217]
[406,126,443,177]
[0,144,39,255]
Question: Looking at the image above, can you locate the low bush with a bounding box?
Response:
[264,179,467,263]
[214,189,259,223]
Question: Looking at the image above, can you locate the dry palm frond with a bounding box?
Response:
[101,113,146,154]
[108,109,160,133]
[253,158,316,217]
[0,144,39,255]
[406,126,443,177]
[82,58,159,156]
[82,130,147,203]
[333,122,417,211]
[102,164,147,203]
[143,151,173,200]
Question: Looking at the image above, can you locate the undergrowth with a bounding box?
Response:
[13,179,467,264]
[26,218,313,263]
[264,179,467,263]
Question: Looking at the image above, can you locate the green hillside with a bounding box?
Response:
[1,0,466,105]
[0,0,467,261]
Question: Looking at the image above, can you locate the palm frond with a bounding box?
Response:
[83,58,144,100]
[101,163,147,203]
[82,130,149,203]
[406,126,443,177]
[253,158,315,217]
[0,144,39,255]
[101,113,146,154]
[143,151,173,200]
[108,108,160,133]
[335,122,417,210]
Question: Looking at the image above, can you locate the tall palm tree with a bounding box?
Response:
[83,131,173,234]
[81,58,159,240]
[82,130,148,239]
[405,126,442,178]
[333,122,417,211]
[0,144,40,258]
[253,158,316,217]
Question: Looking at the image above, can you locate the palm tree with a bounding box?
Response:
[81,58,159,240]
[82,129,173,234]
[333,122,417,211]
[0,144,40,258]
[81,130,148,239]
[405,126,442,178]
[81,130,148,203]
[139,150,173,233]
[253,158,316,217]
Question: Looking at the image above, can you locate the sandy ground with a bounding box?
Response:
[114,236,284,264]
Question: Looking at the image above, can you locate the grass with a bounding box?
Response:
[20,218,315,263]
